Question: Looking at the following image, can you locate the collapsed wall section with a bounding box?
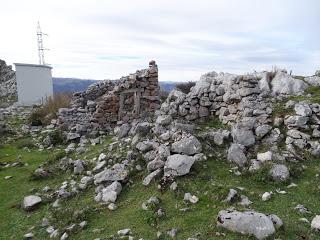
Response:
[58,61,160,136]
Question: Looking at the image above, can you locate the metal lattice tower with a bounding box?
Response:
[37,22,48,65]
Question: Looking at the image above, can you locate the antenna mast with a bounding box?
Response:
[37,22,49,65]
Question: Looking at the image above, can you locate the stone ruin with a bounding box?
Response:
[58,61,160,136]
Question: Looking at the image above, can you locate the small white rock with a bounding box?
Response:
[24,232,34,239]
[108,203,117,211]
[117,228,131,236]
[60,232,68,240]
[79,221,87,228]
[311,215,320,231]
[257,151,273,162]
[262,192,272,201]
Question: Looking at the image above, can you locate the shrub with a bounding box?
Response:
[16,138,36,149]
[175,81,196,94]
[49,130,64,145]
[29,93,72,126]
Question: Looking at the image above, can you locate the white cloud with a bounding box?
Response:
[0,0,319,81]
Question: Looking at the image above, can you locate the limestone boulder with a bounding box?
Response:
[269,164,290,182]
[217,210,276,240]
[94,164,128,184]
[171,136,202,155]
[271,71,308,95]
[232,126,255,147]
[164,154,196,177]
[227,144,247,167]
[22,195,42,211]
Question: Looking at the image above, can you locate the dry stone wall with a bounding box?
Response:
[58,61,160,136]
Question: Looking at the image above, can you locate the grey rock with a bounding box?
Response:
[227,144,247,167]
[164,154,195,176]
[117,228,132,236]
[224,189,238,202]
[143,150,157,162]
[311,215,320,231]
[184,193,199,203]
[199,106,209,117]
[136,141,153,152]
[294,103,312,116]
[305,75,320,86]
[255,125,272,139]
[133,122,151,136]
[103,181,122,195]
[287,129,310,140]
[66,133,80,141]
[284,115,309,128]
[147,159,165,172]
[173,122,195,133]
[239,195,253,207]
[232,126,255,147]
[213,129,230,145]
[312,129,320,138]
[94,164,128,184]
[271,71,308,95]
[269,164,290,182]
[268,214,283,229]
[60,232,68,240]
[80,176,93,185]
[101,190,118,203]
[73,160,84,174]
[217,210,276,240]
[143,169,162,186]
[171,136,202,155]
[158,145,171,160]
[22,195,42,211]
[24,233,34,239]
[115,123,131,139]
[156,115,173,126]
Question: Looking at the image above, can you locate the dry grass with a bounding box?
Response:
[29,93,72,125]
[175,81,196,94]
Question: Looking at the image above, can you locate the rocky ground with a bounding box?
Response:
[0,59,17,108]
[1,68,320,239]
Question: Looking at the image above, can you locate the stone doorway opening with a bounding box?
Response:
[118,88,143,121]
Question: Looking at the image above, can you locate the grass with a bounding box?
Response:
[196,116,230,131]
[2,135,320,239]
[289,86,320,104]
[272,101,294,118]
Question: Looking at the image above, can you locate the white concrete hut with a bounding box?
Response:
[14,63,53,105]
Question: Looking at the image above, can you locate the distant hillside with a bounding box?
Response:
[53,77,177,93]
[53,78,99,93]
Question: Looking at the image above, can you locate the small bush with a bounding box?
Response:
[16,139,36,149]
[29,93,72,126]
[46,150,66,165]
[49,130,64,145]
[175,81,196,94]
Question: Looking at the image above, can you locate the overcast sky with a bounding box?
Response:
[0,0,319,82]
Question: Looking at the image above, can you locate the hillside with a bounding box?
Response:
[1,64,320,240]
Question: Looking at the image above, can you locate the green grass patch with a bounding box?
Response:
[196,116,230,131]
[2,134,320,239]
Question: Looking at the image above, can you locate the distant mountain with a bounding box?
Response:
[53,77,177,93]
[159,81,177,91]
[53,78,99,93]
